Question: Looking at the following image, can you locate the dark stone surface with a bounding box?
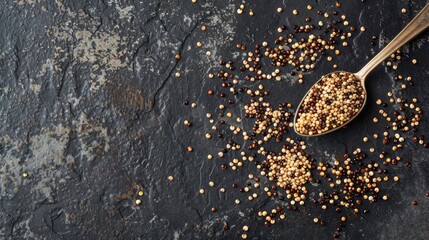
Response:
[0,0,428,239]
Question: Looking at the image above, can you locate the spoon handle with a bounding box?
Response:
[356,3,429,80]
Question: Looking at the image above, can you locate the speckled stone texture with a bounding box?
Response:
[0,0,428,239]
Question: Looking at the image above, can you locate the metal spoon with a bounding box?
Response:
[294,3,429,137]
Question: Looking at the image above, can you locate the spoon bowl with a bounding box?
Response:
[293,4,429,137]
[293,71,367,137]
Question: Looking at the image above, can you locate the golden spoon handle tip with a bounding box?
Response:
[357,3,429,80]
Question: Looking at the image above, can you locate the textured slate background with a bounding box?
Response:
[0,0,428,239]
